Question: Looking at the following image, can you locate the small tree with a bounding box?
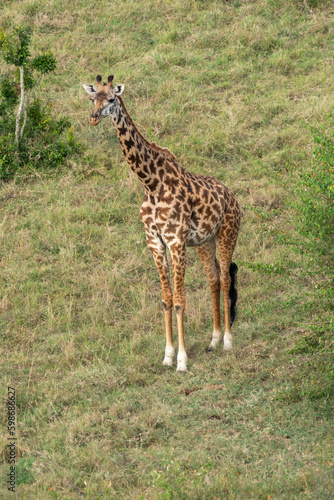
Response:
[0,26,84,181]
[0,25,56,142]
[0,26,82,181]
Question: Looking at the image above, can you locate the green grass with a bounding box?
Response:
[1,0,334,498]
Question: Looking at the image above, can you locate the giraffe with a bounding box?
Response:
[83,74,241,373]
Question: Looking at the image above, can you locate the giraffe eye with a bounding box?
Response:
[109,98,115,103]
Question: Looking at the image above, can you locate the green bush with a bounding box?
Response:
[287,117,334,260]
[284,120,334,402]
[0,98,83,181]
[247,118,333,403]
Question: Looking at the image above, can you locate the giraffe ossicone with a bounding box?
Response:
[83,74,241,373]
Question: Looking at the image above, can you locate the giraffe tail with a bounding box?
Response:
[229,262,238,326]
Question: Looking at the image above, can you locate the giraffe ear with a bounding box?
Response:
[82,84,97,96]
[115,84,124,96]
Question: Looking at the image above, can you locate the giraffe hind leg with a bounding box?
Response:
[196,238,222,350]
[217,228,239,351]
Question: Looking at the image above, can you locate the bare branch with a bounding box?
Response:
[15,66,25,143]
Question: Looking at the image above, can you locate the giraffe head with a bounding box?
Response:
[83,74,124,126]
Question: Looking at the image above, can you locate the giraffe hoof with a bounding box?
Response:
[163,357,173,367]
[223,333,233,351]
[176,364,188,373]
[176,351,188,373]
[223,344,233,351]
[209,332,222,349]
[163,346,175,367]
[206,347,214,353]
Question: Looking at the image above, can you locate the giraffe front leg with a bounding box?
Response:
[170,243,188,373]
[146,233,175,367]
[175,305,188,372]
[162,302,175,367]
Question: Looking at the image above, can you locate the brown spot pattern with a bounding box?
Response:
[87,81,241,369]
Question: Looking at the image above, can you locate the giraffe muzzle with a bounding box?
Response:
[90,116,101,126]
[89,111,102,126]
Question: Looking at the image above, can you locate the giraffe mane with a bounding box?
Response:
[149,142,176,160]
[117,96,176,161]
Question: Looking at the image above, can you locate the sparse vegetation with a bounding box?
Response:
[0,0,333,499]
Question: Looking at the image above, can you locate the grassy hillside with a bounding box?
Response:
[1,0,333,498]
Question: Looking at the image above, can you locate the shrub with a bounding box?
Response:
[247,117,334,403]
[287,117,334,262]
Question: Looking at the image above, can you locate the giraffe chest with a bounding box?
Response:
[140,200,187,245]
[140,196,224,248]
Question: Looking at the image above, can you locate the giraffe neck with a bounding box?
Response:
[111,97,172,192]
